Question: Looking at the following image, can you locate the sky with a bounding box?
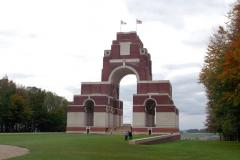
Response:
[0,0,236,130]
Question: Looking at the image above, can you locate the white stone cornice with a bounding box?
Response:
[81,82,111,85]
[138,80,170,83]
[109,58,140,63]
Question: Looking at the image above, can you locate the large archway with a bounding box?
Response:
[119,75,137,125]
[108,66,138,126]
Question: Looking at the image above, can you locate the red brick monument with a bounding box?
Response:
[67,32,179,134]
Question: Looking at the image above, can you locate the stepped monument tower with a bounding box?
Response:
[66,32,179,134]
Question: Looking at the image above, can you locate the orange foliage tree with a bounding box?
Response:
[200,1,240,141]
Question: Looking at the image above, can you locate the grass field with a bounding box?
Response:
[0,133,240,160]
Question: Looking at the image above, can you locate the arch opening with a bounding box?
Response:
[119,75,137,125]
[145,99,156,127]
[84,100,94,126]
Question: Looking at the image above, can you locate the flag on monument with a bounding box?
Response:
[136,19,142,24]
[121,20,127,25]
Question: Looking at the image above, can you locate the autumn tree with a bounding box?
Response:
[200,1,240,141]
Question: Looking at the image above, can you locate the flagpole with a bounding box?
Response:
[120,20,127,32]
[136,19,142,34]
[136,22,137,33]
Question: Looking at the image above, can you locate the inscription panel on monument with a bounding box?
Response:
[120,42,131,55]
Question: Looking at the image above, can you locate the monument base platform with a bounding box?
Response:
[66,126,179,135]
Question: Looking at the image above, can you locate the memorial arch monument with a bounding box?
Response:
[66,32,179,134]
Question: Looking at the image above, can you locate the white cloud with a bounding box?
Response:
[180,113,206,130]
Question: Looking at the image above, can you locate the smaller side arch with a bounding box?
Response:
[145,98,156,127]
[83,98,96,107]
[84,99,95,127]
[143,98,157,110]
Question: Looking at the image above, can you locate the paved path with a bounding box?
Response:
[0,145,29,160]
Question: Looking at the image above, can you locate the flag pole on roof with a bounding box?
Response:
[136,19,142,33]
[120,20,127,32]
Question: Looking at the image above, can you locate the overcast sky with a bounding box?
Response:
[0,0,235,130]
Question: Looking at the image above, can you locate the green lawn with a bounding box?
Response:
[0,133,240,160]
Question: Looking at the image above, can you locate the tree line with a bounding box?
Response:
[0,76,68,132]
[200,1,240,141]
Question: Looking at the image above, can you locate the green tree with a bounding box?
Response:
[0,76,17,132]
[42,92,68,131]
[0,77,68,132]
[200,1,240,141]
[26,87,46,131]
[10,93,32,131]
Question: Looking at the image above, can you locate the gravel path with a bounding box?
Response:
[0,145,29,160]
